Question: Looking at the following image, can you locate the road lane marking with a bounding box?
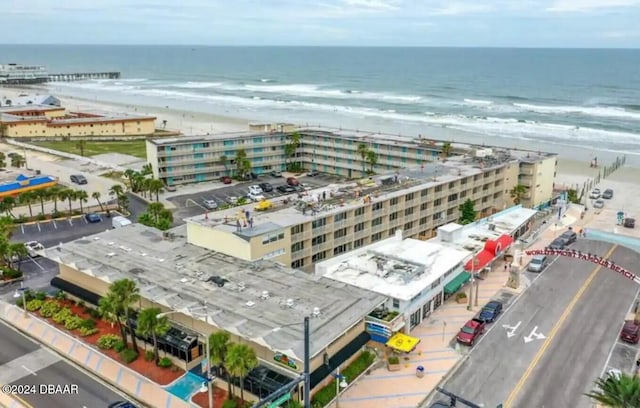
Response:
[502,321,521,338]
[504,245,618,407]
[21,365,36,376]
[28,257,45,272]
[523,326,545,343]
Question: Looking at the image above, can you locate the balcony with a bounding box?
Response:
[366,309,405,332]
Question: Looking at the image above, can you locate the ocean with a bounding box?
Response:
[2,45,640,164]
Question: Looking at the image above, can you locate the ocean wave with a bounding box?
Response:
[260,78,275,83]
[171,81,223,89]
[513,103,640,120]
[464,98,493,105]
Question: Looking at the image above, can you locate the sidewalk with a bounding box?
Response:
[0,301,192,408]
[334,214,570,408]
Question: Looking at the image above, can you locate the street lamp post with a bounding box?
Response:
[334,366,348,408]
[158,309,213,408]
[13,283,29,317]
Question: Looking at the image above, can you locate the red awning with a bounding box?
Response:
[496,234,514,251]
[464,250,496,272]
[484,234,514,255]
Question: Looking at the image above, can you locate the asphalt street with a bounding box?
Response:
[513,245,640,408]
[168,173,342,221]
[0,320,126,408]
[438,239,625,407]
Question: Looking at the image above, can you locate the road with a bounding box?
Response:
[438,240,639,407]
[0,320,126,408]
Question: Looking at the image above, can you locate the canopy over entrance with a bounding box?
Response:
[444,272,472,295]
[385,332,421,353]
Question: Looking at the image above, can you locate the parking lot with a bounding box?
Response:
[168,173,345,222]
[12,215,115,248]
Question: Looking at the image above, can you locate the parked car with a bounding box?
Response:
[247,193,265,202]
[202,199,218,210]
[456,318,486,346]
[220,176,232,184]
[547,238,567,250]
[527,255,548,272]
[259,182,273,192]
[560,229,577,245]
[108,402,139,408]
[286,177,300,186]
[254,199,273,211]
[602,189,614,199]
[24,241,45,257]
[112,216,132,229]
[248,185,264,195]
[624,218,635,229]
[593,199,605,209]
[620,320,640,344]
[227,196,239,205]
[164,184,177,192]
[84,213,101,223]
[307,170,319,177]
[70,174,88,185]
[270,170,283,177]
[478,301,503,323]
[277,185,296,193]
[589,188,601,199]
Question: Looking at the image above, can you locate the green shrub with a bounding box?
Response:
[311,351,375,407]
[222,401,237,408]
[113,339,126,352]
[456,292,467,300]
[388,356,400,365]
[39,300,62,317]
[34,291,47,301]
[64,315,84,330]
[120,349,138,363]
[52,307,72,324]
[80,319,96,329]
[36,214,46,221]
[144,350,155,361]
[14,215,28,224]
[77,300,85,308]
[97,334,121,350]
[26,299,43,311]
[79,327,98,337]
[51,211,64,219]
[2,268,22,279]
[89,308,101,319]
[157,357,172,368]
[55,291,67,300]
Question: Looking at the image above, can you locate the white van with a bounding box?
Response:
[112,216,132,229]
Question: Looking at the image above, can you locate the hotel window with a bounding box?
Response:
[334,244,349,255]
[435,185,442,192]
[291,225,304,235]
[392,298,400,308]
[334,228,347,239]
[291,242,304,252]
[420,202,428,211]
[460,191,467,198]
[334,212,347,222]
[312,218,326,229]
[431,278,442,290]
[448,193,458,202]
[449,182,455,188]
[390,197,399,206]
[447,208,455,216]
[371,232,383,242]
[421,189,428,197]
[262,231,285,245]
[461,178,468,185]
[389,212,399,221]
[354,222,366,233]
[372,202,383,212]
[433,212,442,221]
[434,198,442,207]
[404,207,414,216]
[355,207,365,217]
[371,217,383,227]
[291,259,305,269]
[312,252,326,262]
[354,238,365,249]
[404,221,413,231]
[312,234,326,245]
[419,217,428,225]
[405,193,414,201]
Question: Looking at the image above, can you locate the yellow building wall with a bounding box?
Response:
[186,222,252,260]
[146,141,160,179]
[531,156,557,207]
[4,118,156,137]
[249,230,291,264]
[502,162,520,209]
[44,109,67,118]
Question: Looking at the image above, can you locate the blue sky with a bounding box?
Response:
[2,0,640,47]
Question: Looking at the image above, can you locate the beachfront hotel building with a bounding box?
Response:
[146,125,557,209]
[45,223,386,403]
[315,206,537,346]
[0,104,156,138]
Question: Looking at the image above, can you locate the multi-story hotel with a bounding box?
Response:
[146,125,556,209]
[0,104,156,138]
[184,149,556,272]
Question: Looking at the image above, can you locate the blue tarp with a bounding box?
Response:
[0,175,56,193]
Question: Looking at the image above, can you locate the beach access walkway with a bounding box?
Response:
[333,208,583,408]
[0,300,192,408]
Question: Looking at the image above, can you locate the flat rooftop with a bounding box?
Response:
[0,105,62,113]
[319,236,471,301]
[185,157,511,234]
[46,224,385,361]
[436,206,539,253]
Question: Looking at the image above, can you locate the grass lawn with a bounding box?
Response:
[33,140,147,159]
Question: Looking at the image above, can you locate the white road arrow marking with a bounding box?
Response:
[524,326,546,343]
[502,321,521,338]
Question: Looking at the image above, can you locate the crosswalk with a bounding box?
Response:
[0,348,60,384]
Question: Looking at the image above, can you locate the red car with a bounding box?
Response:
[621,320,640,344]
[220,176,232,184]
[286,177,299,186]
[456,318,486,346]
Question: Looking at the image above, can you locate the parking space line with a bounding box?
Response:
[36,223,41,232]
[29,257,45,271]
[52,220,57,229]
[68,219,73,226]
[20,224,24,234]
[83,217,88,224]
[599,287,640,377]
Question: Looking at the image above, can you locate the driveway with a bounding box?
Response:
[439,240,639,407]
[12,216,113,248]
[168,173,343,222]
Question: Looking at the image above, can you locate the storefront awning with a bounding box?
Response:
[464,234,513,272]
[385,332,421,353]
[444,272,472,295]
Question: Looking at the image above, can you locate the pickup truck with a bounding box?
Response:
[456,318,486,346]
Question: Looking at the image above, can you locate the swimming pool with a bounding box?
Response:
[585,229,640,253]
[164,371,206,401]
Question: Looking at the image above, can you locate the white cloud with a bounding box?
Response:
[546,0,640,12]
[342,0,401,11]
[602,29,640,38]
[429,3,494,16]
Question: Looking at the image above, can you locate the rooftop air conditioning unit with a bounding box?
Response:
[488,224,496,231]
[312,307,321,318]
[260,291,269,300]
[246,301,256,308]
[286,299,295,308]
[238,282,246,292]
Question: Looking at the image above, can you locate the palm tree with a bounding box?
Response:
[75,140,86,157]
[18,191,35,218]
[75,190,88,213]
[34,189,47,216]
[48,186,62,213]
[235,149,248,179]
[441,142,452,160]
[209,331,233,397]
[148,179,164,202]
[98,292,127,342]
[141,163,153,176]
[366,150,378,174]
[57,189,75,216]
[10,154,26,168]
[135,307,170,365]
[8,242,27,271]
[91,191,104,212]
[219,155,228,176]
[510,184,528,205]
[0,152,6,169]
[109,185,125,211]
[357,143,368,175]
[111,278,141,353]
[226,343,258,402]
[1,196,16,218]
[147,202,165,223]
[123,169,137,192]
[585,372,640,407]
